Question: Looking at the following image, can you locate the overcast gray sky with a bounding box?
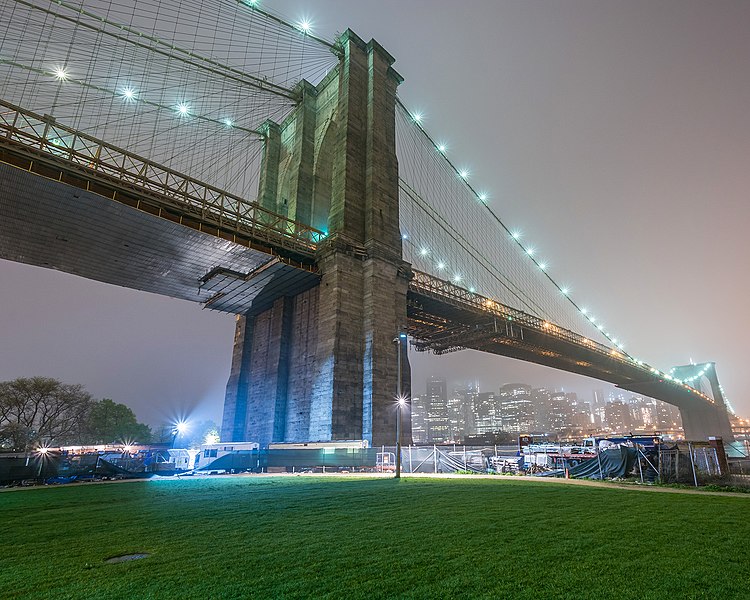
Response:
[1,0,748,425]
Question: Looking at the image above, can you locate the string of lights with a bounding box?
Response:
[395,100,727,404]
[0,0,337,201]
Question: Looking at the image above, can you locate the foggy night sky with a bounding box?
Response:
[1,1,749,426]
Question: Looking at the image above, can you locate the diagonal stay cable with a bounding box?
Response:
[399,178,551,319]
[12,0,300,101]
[0,59,264,137]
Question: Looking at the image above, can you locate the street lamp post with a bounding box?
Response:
[172,421,189,448]
[394,332,407,479]
[36,446,49,479]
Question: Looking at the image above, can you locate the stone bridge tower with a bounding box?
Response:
[221,30,412,446]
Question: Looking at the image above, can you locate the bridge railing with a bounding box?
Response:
[0,100,325,258]
[410,270,714,404]
[411,270,622,355]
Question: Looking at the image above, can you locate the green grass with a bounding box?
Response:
[2,476,749,599]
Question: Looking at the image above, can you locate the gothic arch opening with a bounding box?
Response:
[312,118,338,232]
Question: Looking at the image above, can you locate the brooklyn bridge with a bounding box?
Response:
[0,0,735,444]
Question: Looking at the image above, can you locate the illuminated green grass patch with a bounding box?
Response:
[2,477,748,599]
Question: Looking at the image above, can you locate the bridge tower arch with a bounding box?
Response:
[670,362,734,440]
[222,30,412,446]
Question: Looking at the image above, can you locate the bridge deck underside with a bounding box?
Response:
[0,162,318,314]
[407,290,714,412]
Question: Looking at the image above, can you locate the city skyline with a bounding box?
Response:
[411,374,684,444]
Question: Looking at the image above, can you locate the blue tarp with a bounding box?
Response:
[568,447,636,479]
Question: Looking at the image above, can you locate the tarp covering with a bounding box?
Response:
[569,447,636,479]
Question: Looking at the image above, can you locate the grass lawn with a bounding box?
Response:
[2,476,749,599]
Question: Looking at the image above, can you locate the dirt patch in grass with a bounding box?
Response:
[104,553,150,564]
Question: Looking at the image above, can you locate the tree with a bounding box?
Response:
[0,377,93,451]
[82,399,151,444]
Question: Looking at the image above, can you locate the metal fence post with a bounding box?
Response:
[688,442,698,487]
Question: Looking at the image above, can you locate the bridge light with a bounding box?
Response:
[561,288,569,296]
[53,66,68,81]
[452,274,462,283]
[437,143,447,153]
[177,102,190,116]
[469,287,476,293]
[223,118,234,128]
[539,263,547,271]
[478,192,488,202]
[459,169,469,180]
[297,19,312,33]
[437,262,445,270]
[411,111,423,124]
[511,231,521,240]
[580,308,587,315]
[597,324,603,330]
[526,247,534,256]
[402,233,408,240]
[419,248,429,256]
[121,86,135,101]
